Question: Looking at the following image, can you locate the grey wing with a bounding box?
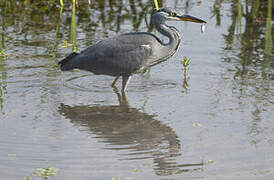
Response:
[76,34,154,76]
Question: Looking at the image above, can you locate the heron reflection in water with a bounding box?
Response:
[59,90,203,176]
[59,7,206,92]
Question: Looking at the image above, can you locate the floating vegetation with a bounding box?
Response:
[7,153,16,157]
[205,159,215,164]
[111,177,120,180]
[32,166,59,179]
[132,168,142,173]
[192,123,203,127]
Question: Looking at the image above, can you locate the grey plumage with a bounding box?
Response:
[59,7,206,92]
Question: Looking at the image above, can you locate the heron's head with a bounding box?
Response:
[154,7,206,24]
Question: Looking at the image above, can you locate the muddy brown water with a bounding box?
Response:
[0,0,273,179]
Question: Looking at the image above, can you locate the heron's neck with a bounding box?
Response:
[154,22,181,58]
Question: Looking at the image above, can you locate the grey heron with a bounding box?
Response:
[59,7,206,92]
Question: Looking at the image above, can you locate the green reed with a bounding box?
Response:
[264,0,272,55]
[71,0,77,52]
[153,0,159,10]
[60,0,63,7]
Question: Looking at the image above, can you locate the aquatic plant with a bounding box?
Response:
[32,166,59,179]
[182,56,191,69]
[0,40,7,58]
[71,0,77,52]
[153,0,159,10]
[60,0,63,7]
[0,50,6,57]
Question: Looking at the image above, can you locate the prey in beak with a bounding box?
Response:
[174,14,207,33]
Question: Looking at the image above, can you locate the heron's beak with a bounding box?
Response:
[177,15,206,24]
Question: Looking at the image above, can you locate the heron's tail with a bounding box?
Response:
[58,52,79,71]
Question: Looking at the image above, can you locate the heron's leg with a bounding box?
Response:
[121,75,132,92]
[113,86,129,107]
[111,76,120,87]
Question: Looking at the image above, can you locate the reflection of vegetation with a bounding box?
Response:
[219,0,273,144]
[212,0,222,26]
[236,0,242,33]
[0,36,7,58]
[181,58,190,94]
[0,61,7,113]
[264,0,272,55]
[50,6,63,57]
[181,57,190,94]
[223,0,273,64]
[0,35,7,114]
[182,70,189,94]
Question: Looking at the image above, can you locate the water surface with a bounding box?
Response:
[0,0,273,179]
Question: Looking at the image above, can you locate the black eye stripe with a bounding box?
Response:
[157,9,165,13]
[157,8,177,16]
[157,8,170,13]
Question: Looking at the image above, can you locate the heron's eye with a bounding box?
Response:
[170,12,175,17]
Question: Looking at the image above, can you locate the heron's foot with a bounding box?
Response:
[111,76,120,87]
[121,75,132,93]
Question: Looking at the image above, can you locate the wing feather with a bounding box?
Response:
[76,34,154,76]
